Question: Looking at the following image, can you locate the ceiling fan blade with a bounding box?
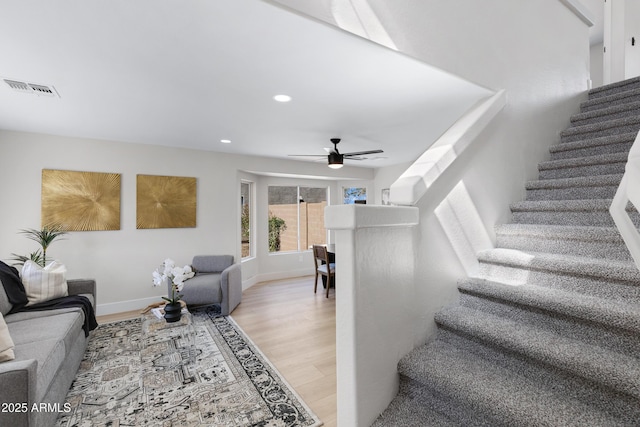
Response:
[343,149,384,157]
[288,154,327,158]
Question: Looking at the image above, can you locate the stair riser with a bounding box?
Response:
[525,185,619,201]
[476,261,640,304]
[538,162,626,179]
[495,233,632,261]
[571,108,640,128]
[589,80,640,100]
[458,292,640,357]
[582,92,640,113]
[561,122,640,143]
[550,141,633,161]
[511,210,640,227]
[432,329,640,423]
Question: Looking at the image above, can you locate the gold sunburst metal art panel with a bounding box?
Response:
[42,169,121,231]
[137,175,197,229]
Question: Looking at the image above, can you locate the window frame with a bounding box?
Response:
[267,185,329,254]
[240,180,254,260]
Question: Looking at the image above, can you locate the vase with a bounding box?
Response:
[164,302,182,323]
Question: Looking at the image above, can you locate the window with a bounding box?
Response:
[241,181,252,258]
[343,187,367,204]
[268,186,327,253]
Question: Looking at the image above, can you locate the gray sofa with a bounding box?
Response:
[0,279,96,427]
[176,255,241,315]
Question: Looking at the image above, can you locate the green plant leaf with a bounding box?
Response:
[15,226,68,266]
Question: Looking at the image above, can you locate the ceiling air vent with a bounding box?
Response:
[3,79,59,97]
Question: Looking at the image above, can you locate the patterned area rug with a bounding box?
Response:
[56,307,322,427]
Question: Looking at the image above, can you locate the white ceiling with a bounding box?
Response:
[0,0,492,169]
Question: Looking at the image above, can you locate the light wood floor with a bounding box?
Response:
[97,275,337,427]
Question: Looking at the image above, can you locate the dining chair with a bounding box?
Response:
[312,244,335,298]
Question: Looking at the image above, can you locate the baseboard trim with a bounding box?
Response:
[96,295,162,316]
[249,268,314,286]
[98,269,315,315]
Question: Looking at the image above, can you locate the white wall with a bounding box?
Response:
[373,162,412,205]
[624,0,640,79]
[361,0,591,344]
[604,0,626,84]
[0,130,372,314]
[591,42,604,88]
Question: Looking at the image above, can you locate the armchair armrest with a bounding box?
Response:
[0,358,37,426]
[220,263,242,315]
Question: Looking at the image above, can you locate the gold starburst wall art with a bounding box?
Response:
[41,169,121,231]
[136,174,197,229]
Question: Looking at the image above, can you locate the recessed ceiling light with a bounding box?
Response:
[221,139,231,144]
[273,94,292,103]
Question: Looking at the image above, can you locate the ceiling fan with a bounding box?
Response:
[288,138,384,169]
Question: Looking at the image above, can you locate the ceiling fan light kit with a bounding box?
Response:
[328,151,344,169]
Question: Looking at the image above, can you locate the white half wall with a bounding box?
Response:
[326,204,419,427]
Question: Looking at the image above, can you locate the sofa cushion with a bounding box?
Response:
[8,310,83,403]
[181,273,222,305]
[4,300,91,324]
[8,311,84,362]
[13,338,66,403]
[0,261,28,314]
[192,255,233,273]
[21,260,68,305]
[0,312,15,362]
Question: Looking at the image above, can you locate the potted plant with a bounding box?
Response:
[152,259,195,322]
[11,226,68,267]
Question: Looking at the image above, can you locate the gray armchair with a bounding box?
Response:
[175,255,242,315]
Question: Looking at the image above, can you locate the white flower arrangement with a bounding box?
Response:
[152,258,195,304]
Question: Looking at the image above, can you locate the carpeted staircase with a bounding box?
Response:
[373,77,640,426]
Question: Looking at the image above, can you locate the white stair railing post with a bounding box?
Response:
[610,131,640,270]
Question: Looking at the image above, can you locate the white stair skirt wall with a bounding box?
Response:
[389,90,507,207]
[610,130,640,269]
[324,204,419,427]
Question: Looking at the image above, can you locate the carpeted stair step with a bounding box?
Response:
[525,174,622,200]
[458,277,640,356]
[434,305,640,399]
[538,152,627,179]
[588,75,640,100]
[495,223,631,260]
[371,380,459,427]
[569,100,640,127]
[476,248,640,302]
[397,339,634,426]
[549,132,635,161]
[581,87,640,112]
[510,198,639,227]
[560,115,640,143]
